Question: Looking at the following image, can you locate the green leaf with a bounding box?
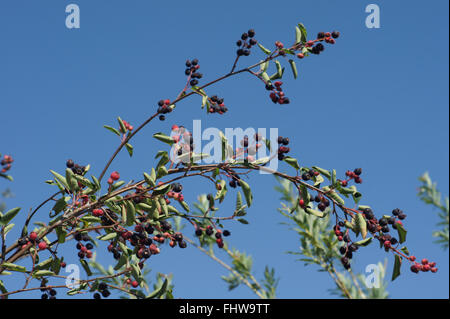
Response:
[52,197,67,215]
[260,60,269,73]
[125,143,133,157]
[261,72,271,83]
[392,255,402,281]
[288,59,298,79]
[104,125,121,136]
[146,278,169,299]
[215,180,227,203]
[355,213,368,239]
[33,270,55,278]
[396,223,407,244]
[0,207,21,226]
[295,26,302,44]
[239,180,253,207]
[55,226,67,243]
[353,237,372,246]
[4,223,14,236]
[311,166,331,179]
[237,218,249,224]
[65,168,78,192]
[1,262,26,272]
[80,259,92,277]
[157,166,168,179]
[143,172,156,187]
[50,170,69,191]
[400,246,410,256]
[34,258,54,271]
[297,23,307,43]
[179,201,190,212]
[257,43,271,55]
[0,280,8,294]
[117,117,127,134]
[305,208,325,218]
[125,201,136,227]
[97,232,117,241]
[283,156,300,170]
[153,133,175,145]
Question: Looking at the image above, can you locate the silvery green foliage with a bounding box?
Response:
[275,177,388,299]
[418,172,449,249]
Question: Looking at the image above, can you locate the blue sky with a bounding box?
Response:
[0,0,448,299]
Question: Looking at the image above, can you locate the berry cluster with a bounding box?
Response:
[93,282,111,299]
[233,133,262,163]
[66,159,86,176]
[267,81,290,105]
[334,224,359,269]
[167,182,185,203]
[0,154,13,173]
[195,225,231,249]
[277,135,291,160]
[409,258,438,274]
[342,168,363,185]
[17,231,48,251]
[107,171,120,185]
[185,58,202,87]
[208,95,228,114]
[312,193,330,212]
[236,29,257,57]
[307,31,339,55]
[363,207,406,235]
[74,232,94,259]
[120,120,133,133]
[40,284,57,299]
[171,125,194,156]
[157,99,173,121]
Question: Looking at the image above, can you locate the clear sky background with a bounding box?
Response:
[0,0,448,299]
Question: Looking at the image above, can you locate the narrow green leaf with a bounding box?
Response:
[283,156,300,170]
[397,223,407,244]
[80,259,92,277]
[239,180,253,207]
[0,207,21,226]
[257,43,271,55]
[153,133,175,145]
[104,125,121,136]
[125,143,133,157]
[288,59,298,79]
[392,255,402,281]
[125,201,136,227]
[353,237,372,246]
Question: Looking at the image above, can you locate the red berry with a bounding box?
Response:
[431,267,438,273]
[172,125,179,131]
[110,171,120,181]
[131,280,139,288]
[29,232,38,241]
[422,264,431,272]
[92,209,103,217]
[421,258,429,265]
[341,180,348,187]
[38,242,47,250]
[338,236,343,241]
[383,241,391,249]
[60,262,66,268]
[299,199,305,207]
[164,99,170,105]
[297,53,304,59]
[107,178,113,184]
[409,256,416,262]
